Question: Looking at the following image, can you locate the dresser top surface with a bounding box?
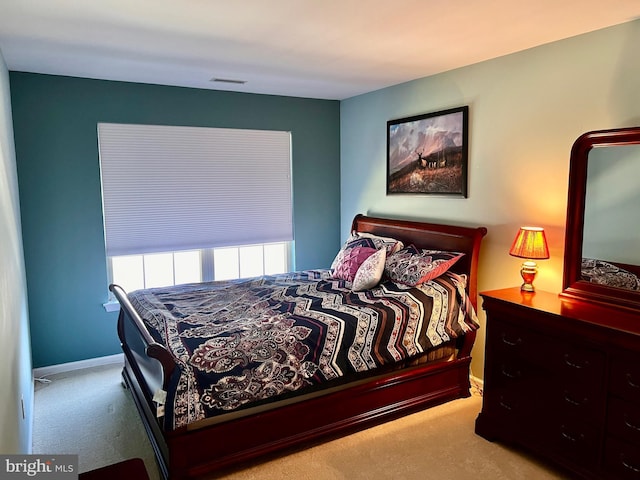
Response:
[480,287,640,338]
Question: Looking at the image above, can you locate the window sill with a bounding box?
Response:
[103,301,120,313]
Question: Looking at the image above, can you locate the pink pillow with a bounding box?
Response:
[331,235,377,270]
[333,246,377,282]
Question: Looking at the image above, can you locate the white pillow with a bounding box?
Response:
[352,248,387,292]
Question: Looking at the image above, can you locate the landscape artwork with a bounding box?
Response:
[387,106,468,196]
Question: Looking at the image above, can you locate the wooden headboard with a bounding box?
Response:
[351,214,487,310]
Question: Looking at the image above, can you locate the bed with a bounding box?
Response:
[110,214,487,480]
[581,257,640,290]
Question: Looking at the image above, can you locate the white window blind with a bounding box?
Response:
[98,123,293,256]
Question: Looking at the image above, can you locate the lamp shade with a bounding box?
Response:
[509,227,550,260]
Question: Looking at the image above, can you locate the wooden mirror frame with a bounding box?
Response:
[561,126,640,310]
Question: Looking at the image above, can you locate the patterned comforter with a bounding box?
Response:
[581,258,640,290]
[128,269,478,428]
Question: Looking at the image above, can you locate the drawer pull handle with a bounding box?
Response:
[621,455,640,474]
[501,366,521,379]
[560,431,578,443]
[624,414,640,432]
[498,400,513,411]
[626,373,640,389]
[560,427,583,443]
[563,354,589,370]
[563,392,587,407]
[501,333,522,347]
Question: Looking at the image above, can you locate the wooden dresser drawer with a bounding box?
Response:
[489,318,605,381]
[485,319,552,405]
[605,436,640,479]
[549,343,604,382]
[607,396,640,444]
[548,420,600,467]
[484,387,530,414]
[610,357,640,402]
[487,319,605,422]
[489,318,549,363]
[547,346,604,421]
[549,380,603,420]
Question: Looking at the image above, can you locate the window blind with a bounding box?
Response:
[98,123,293,256]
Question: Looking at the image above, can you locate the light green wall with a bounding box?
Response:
[0,49,32,453]
[341,20,640,378]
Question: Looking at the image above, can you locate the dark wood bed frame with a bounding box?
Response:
[110,214,487,480]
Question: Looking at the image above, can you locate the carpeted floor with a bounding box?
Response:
[33,363,568,479]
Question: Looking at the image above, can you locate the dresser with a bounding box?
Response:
[476,288,640,479]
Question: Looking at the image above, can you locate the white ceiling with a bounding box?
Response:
[0,0,638,100]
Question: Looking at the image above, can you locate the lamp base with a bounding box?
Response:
[519,260,538,292]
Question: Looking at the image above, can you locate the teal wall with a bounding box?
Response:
[10,73,341,368]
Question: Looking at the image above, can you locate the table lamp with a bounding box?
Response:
[509,226,550,292]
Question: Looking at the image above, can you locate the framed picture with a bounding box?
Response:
[387,106,469,197]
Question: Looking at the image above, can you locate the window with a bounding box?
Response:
[98,123,293,305]
[109,242,290,294]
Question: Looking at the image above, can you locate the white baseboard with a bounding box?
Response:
[33,353,124,379]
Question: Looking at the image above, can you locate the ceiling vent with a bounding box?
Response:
[210,77,247,85]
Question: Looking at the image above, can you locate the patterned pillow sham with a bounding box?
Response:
[356,232,404,256]
[330,235,377,271]
[331,232,403,271]
[385,244,464,286]
[332,246,377,282]
[352,248,387,291]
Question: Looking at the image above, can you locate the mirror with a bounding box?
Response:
[561,126,640,310]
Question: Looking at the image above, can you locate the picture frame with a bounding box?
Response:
[387,106,469,197]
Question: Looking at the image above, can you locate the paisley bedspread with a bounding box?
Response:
[128,269,478,428]
[581,258,640,290]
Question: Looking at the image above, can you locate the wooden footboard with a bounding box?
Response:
[167,356,473,479]
[110,283,175,478]
[112,214,487,480]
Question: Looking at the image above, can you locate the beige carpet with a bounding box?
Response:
[33,364,567,479]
